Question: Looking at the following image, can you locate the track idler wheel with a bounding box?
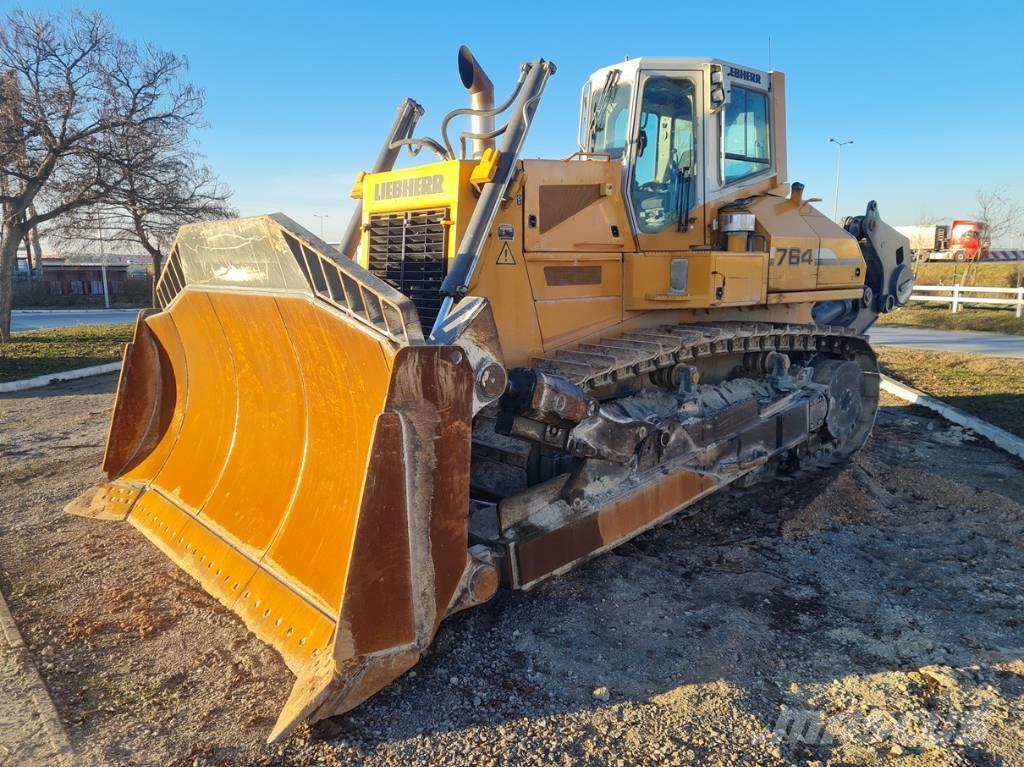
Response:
[812,358,866,442]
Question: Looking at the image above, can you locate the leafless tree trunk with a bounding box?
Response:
[26,202,42,278]
[0,215,16,320]
[1,70,23,330]
[0,10,205,339]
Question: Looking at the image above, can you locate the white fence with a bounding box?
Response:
[911,284,1024,317]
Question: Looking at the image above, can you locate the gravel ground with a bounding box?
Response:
[1,374,1023,766]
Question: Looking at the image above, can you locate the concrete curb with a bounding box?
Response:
[0,590,75,766]
[880,374,1024,460]
[0,362,122,394]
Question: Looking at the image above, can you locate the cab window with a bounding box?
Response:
[586,72,632,159]
[631,76,696,234]
[723,85,770,183]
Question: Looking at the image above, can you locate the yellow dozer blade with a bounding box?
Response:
[68,215,485,741]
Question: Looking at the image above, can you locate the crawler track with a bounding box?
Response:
[532,321,873,394]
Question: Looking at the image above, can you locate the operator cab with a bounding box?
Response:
[579,57,784,247]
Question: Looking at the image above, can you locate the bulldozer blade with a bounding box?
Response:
[68,215,478,741]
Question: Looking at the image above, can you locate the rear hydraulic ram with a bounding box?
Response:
[432,59,556,337]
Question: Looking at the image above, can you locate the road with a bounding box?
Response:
[868,325,1024,358]
[11,308,138,332]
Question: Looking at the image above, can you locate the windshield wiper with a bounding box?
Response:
[677,165,693,232]
[587,69,620,151]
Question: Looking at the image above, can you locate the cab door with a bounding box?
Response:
[626,71,706,251]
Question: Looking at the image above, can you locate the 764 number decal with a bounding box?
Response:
[775,247,814,266]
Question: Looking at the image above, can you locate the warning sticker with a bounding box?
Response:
[498,224,515,241]
[496,243,516,265]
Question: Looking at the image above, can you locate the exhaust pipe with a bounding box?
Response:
[458,45,494,159]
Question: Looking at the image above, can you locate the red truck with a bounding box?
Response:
[894,219,990,262]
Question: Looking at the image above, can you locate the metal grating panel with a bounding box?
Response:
[281,231,422,345]
[155,246,184,308]
[366,208,449,329]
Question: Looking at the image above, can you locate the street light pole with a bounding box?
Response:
[313,214,329,240]
[829,138,853,222]
[97,210,110,309]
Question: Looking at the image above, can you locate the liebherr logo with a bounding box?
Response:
[727,66,762,84]
[373,174,444,200]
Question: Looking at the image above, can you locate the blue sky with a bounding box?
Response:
[10,0,1024,243]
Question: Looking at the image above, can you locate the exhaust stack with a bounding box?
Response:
[458,45,494,159]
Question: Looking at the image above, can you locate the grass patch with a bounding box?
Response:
[877,305,1024,336]
[877,348,1024,438]
[913,261,1024,287]
[0,324,133,383]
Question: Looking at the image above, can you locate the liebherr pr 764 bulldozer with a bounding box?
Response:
[70,47,913,741]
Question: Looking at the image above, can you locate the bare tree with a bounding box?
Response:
[0,9,204,339]
[53,145,234,305]
[961,187,1022,287]
[975,187,1022,247]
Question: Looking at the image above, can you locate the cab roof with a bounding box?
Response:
[587,57,776,83]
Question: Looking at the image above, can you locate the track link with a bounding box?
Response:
[531,321,871,394]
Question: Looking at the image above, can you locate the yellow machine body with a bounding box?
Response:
[356,151,868,368]
[70,52,911,742]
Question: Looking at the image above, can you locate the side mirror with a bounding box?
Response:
[709,64,726,112]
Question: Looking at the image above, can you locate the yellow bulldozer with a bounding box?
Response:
[70,47,913,741]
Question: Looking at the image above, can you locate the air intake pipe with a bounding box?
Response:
[458,45,495,159]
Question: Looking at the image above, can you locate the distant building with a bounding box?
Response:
[15,250,152,298]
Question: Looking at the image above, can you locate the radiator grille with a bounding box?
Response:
[367,208,449,329]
